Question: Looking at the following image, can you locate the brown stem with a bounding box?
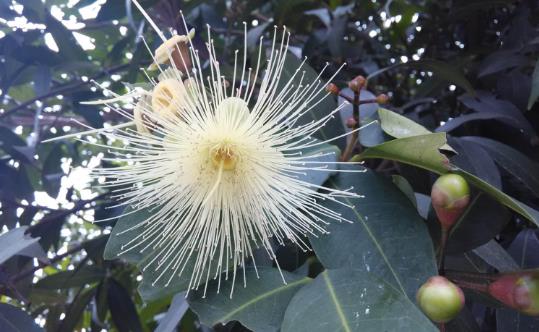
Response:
[450,278,489,293]
[1,61,149,119]
[340,89,361,161]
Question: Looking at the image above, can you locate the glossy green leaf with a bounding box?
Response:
[310,168,437,299]
[189,267,311,332]
[378,108,453,151]
[357,132,451,174]
[281,269,437,332]
[58,286,97,332]
[107,279,143,332]
[358,133,539,226]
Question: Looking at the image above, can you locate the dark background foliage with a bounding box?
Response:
[1,0,539,331]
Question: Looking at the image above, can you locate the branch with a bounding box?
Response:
[1,61,146,119]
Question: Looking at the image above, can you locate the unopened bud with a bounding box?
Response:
[431,174,470,229]
[348,75,366,93]
[345,117,358,128]
[416,276,465,323]
[488,273,539,316]
[326,83,340,95]
[148,29,195,72]
[376,94,389,104]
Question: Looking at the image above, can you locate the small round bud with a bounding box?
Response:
[348,75,366,93]
[431,174,470,229]
[416,276,465,323]
[488,273,539,316]
[348,80,360,93]
[326,83,340,95]
[345,117,358,128]
[376,94,389,104]
[353,75,366,87]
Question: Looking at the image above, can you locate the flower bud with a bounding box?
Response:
[431,173,470,229]
[376,94,389,104]
[151,78,188,120]
[416,276,465,323]
[345,117,358,128]
[148,29,195,72]
[326,83,340,95]
[488,273,539,316]
[348,75,366,93]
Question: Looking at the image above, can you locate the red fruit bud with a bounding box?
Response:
[326,83,340,95]
[488,273,539,316]
[376,94,389,104]
[431,174,470,229]
[345,117,358,128]
[416,276,465,323]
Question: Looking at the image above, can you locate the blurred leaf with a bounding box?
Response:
[310,168,437,299]
[33,65,51,96]
[58,286,97,332]
[36,265,105,289]
[453,91,536,138]
[477,51,528,78]
[472,240,519,273]
[0,303,43,332]
[45,13,86,61]
[358,133,539,226]
[41,143,64,198]
[528,59,539,110]
[155,292,189,332]
[107,278,143,332]
[0,226,42,264]
[281,269,437,332]
[462,136,539,197]
[189,267,310,332]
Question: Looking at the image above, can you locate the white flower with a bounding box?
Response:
[57,0,372,296]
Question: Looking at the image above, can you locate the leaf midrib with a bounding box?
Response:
[216,277,311,323]
[329,179,407,296]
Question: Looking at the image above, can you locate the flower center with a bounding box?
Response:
[210,143,237,171]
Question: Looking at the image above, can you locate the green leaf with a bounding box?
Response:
[45,12,86,61]
[41,143,64,198]
[189,267,311,332]
[462,136,539,197]
[528,59,539,110]
[58,286,97,332]
[0,303,43,332]
[107,279,143,332]
[357,132,451,174]
[358,133,539,226]
[310,168,437,299]
[281,269,437,332]
[0,226,42,264]
[378,108,453,151]
[296,141,340,186]
[35,265,106,289]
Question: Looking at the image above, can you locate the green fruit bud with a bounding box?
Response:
[431,174,470,229]
[416,276,465,323]
[488,273,539,316]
